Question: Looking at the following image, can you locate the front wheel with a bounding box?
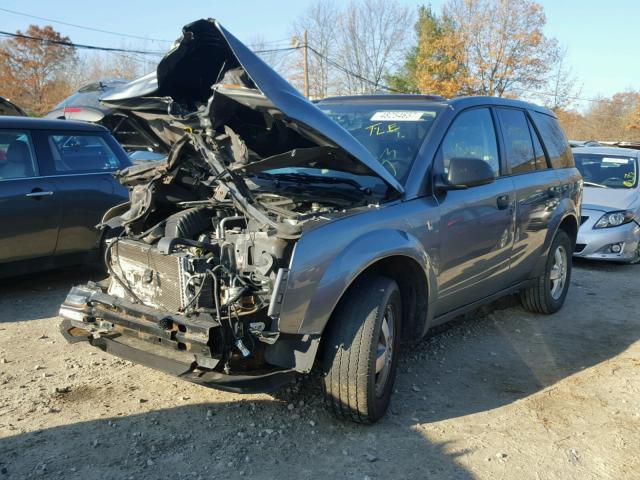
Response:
[520,229,572,314]
[322,276,402,424]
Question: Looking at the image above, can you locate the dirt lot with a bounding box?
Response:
[0,260,639,480]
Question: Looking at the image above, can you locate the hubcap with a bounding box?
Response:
[549,245,568,300]
[375,304,395,396]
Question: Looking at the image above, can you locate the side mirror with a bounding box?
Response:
[438,157,496,189]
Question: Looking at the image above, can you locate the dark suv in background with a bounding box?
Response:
[0,117,131,278]
[59,19,581,424]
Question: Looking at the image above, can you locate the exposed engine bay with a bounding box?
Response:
[59,18,401,386]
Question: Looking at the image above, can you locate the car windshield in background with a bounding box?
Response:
[574,153,638,189]
[317,102,443,180]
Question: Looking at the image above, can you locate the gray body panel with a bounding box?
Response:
[55,16,582,386]
[277,98,582,339]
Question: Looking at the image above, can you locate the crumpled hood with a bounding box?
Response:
[583,186,639,212]
[100,19,404,194]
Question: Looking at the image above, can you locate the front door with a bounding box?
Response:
[434,107,515,315]
[34,131,129,255]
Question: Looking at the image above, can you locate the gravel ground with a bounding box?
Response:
[0,260,639,480]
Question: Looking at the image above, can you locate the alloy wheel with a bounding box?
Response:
[549,245,568,300]
[374,304,395,397]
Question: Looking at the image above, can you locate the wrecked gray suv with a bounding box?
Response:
[59,19,582,423]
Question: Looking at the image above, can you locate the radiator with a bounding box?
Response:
[107,239,212,312]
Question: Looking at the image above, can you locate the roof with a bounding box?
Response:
[316,94,554,116]
[0,116,108,132]
[319,94,446,103]
[572,146,640,157]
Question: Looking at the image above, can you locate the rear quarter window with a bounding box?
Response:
[531,111,574,168]
[46,133,122,174]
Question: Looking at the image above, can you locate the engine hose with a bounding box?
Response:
[104,235,144,304]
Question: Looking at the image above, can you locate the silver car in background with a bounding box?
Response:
[573,147,640,263]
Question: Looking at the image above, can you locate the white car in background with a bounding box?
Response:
[573,147,640,263]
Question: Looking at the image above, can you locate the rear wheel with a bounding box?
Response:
[322,276,401,424]
[520,229,572,314]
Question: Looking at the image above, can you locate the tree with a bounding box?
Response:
[337,0,414,94]
[388,5,472,97]
[289,0,340,99]
[413,6,471,97]
[0,25,78,115]
[444,0,560,97]
[557,91,640,142]
[544,47,580,111]
[394,0,563,98]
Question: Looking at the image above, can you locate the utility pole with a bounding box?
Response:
[303,29,309,99]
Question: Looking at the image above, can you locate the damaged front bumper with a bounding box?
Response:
[58,284,298,393]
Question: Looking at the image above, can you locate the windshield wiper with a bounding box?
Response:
[257,172,371,194]
[583,181,608,188]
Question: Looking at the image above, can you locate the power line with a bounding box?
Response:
[0,30,166,55]
[0,29,301,58]
[1,7,296,52]
[307,45,403,93]
[0,7,173,43]
[510,87,616,104]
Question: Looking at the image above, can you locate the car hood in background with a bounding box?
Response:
[583,186,639,212]
[100,19,404,193]
[46,79,128,121]
[0,97,27,116]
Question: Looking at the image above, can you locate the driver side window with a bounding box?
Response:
[441,108,500,177]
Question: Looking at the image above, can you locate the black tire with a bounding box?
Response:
[520,229,572,314]
[322,275,401,424]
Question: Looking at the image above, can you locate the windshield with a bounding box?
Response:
[317,101,443,181]
[574,153,638,189]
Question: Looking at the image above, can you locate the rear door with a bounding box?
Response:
[495,108,562,283]
[434,107,516,315]
[33,130,130,255]
[0,129,61,263]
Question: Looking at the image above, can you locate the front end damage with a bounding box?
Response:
[59,18,400,392]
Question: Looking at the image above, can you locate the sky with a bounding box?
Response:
[1,0,639,108]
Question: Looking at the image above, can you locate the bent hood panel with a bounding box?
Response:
[100,19,403,193]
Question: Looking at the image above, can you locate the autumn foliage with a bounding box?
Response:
[556,92,640,142]
[0,25,78,116]
[389,0,561,99]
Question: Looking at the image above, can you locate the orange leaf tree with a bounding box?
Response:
[0,25,77,115]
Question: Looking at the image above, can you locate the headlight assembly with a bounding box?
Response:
[593,210,635,229]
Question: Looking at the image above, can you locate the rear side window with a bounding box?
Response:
[528,117,549,170]
[531,112,574,168]
[441,108,500,177]
[0,130,38,180]
[46,133,121,174]
[497,108,536,174]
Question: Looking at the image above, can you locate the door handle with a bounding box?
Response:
[548,186,561,197]
[26,189,54,198]
[496,195,510,210]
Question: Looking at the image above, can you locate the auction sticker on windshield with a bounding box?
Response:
[370,111,434,122]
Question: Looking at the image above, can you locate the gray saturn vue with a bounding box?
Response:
[573,146,640,263]
[59,19,582,423]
